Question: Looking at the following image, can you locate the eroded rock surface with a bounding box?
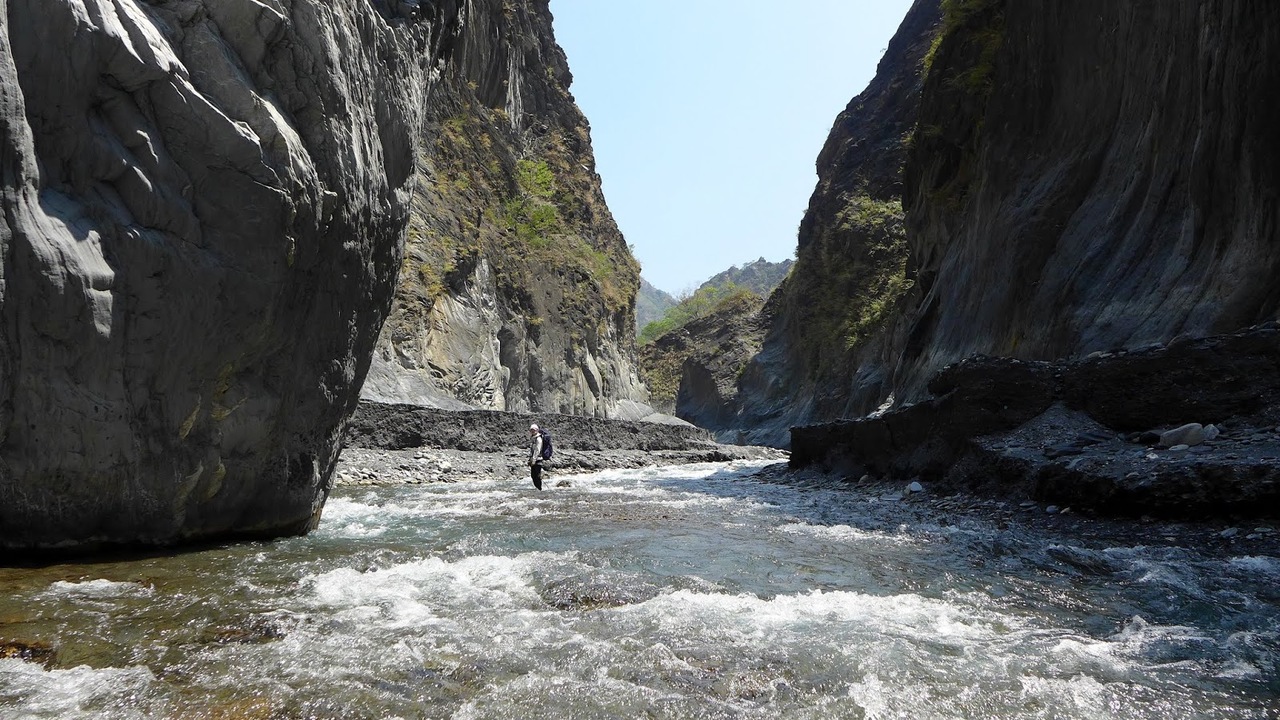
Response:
[695,0,1280,450]
[791,325,1280,519]
[0,0,447,551]
[363,0,652,420]
[896,0,1280,401]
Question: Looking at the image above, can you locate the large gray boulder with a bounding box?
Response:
[0,0,440,551]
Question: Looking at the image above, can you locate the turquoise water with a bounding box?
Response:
[1,460,1277,718]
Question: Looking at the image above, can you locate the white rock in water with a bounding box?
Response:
[907,481,924,494]
[1159,423,1205,448]
[1220,528,1240,538]
[1168,444,1191,452]
[1204,424,1221,441]
[1045,505,1060,514]
[438,461,453,472]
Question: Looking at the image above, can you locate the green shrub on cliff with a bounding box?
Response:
[495,154,633,318]
[502,159,562,248]
[924,0,1004,75]
[516,158,556,199]
[639,283,755,345]
[637,286,765,410]
[780,193,912,379]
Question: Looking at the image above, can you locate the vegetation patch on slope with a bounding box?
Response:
[638,283,758,346]
[637,287,765,412]
[779,195,912,378]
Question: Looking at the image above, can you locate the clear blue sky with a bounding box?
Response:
[549,1,918,296]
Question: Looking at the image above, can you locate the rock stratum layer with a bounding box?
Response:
[693,0,1280,447]
[361,0,651,420]
[790,324,1280,520]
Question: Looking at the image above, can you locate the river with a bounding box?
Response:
[2,460,1277,718]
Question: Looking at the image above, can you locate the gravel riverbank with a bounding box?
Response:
[336,402,786,487]
[334,401,1279,558]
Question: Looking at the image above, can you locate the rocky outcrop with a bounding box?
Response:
[363,0,651,419]
[698,258,793,299]
[0,0,454,551]
[894,0,1280,401]
[637,290,766,422]
[0,0,658,553]
[635,258,792,424]
[2,0,437,552]
[697,0,1280,451]
[789,324,1280,520]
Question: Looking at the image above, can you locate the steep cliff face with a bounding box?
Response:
[0,0,653,551]
[723,0,941,446]
[1,0,443,552]
[362,0,650,419]
[897,0,1280,400]
[704,0,1280,447]
[0,0,447,550]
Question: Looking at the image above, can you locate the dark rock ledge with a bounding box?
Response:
[337,402,785,486]
[790,324,1280,520]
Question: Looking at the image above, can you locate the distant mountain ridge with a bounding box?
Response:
[697,257,793,298]
[636,279,677,331]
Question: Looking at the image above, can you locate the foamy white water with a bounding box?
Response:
[1,460,1276,718]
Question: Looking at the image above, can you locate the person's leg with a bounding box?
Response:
[531,463,542,490]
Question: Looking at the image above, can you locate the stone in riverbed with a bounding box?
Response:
[1134,431,1162,445]
[1159,423,1206,448]
[1044,443,1085,458]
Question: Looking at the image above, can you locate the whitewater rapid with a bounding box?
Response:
[1,461,1276,718]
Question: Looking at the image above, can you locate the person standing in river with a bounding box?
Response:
[528,423,548,490]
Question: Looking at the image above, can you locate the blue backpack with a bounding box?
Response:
[539,429,553,460]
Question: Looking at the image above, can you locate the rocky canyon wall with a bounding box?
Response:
[1,0,655,551]
[721,0,941,446]
[0,0,445,552]
[361,0,653,421]
[897,0,1280,400]
[706,0,1280,447]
